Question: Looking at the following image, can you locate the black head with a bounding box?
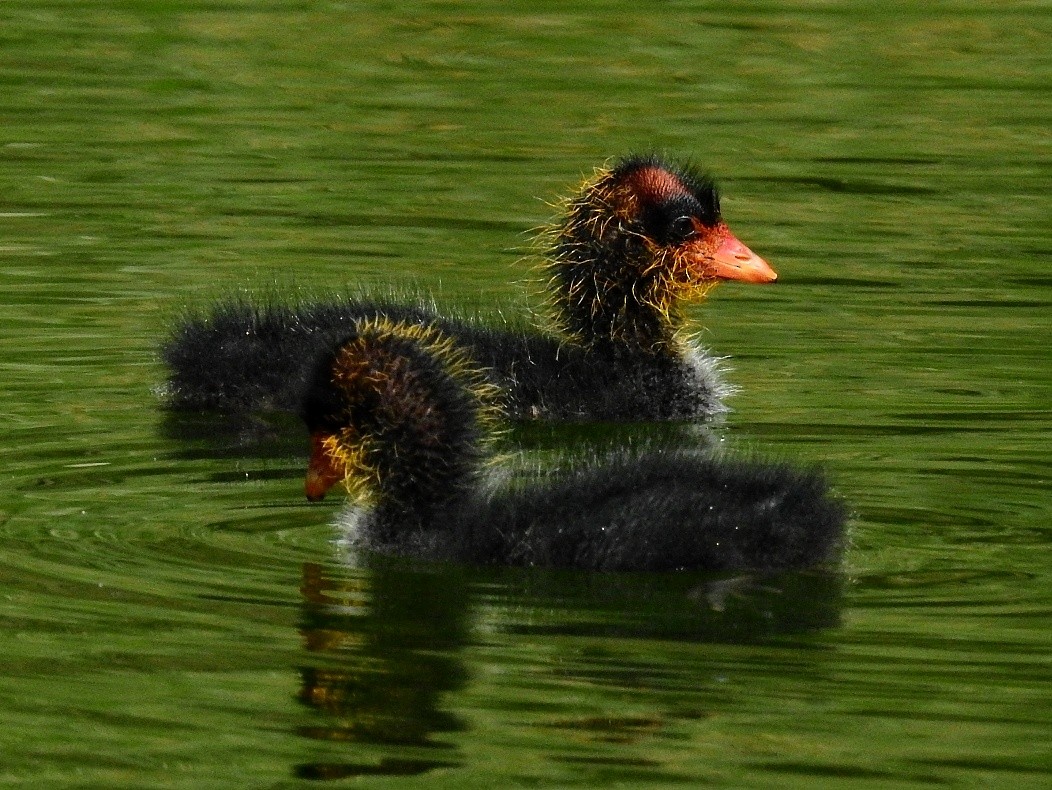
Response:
[609,155,722,244]
[300,319,500,509]
[546,155,775,348]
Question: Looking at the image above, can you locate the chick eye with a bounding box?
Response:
[668,215,695,241]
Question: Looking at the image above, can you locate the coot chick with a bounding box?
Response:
[162,154,775,422]
[302,319,845,573]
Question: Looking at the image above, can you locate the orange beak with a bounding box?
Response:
[709,229,777,284]
[305,432,343,502]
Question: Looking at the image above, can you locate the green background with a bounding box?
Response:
[0,2,1048,786]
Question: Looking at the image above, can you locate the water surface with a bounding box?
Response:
[1,2,1049,787]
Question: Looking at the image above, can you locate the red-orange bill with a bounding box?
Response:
[305,432,343,502]
[710,230,777,283]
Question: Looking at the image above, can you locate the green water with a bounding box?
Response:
[1,1,1049,786]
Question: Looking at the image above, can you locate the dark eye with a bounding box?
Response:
[668,215,695,241]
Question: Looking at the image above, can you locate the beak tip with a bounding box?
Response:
[306,431,341,502]
[305,475,333,502]
[711,231,777,285]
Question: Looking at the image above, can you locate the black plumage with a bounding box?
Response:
[303,320,846,573]
[161,154,776,422]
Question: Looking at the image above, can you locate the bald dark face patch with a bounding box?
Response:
[627,165,686,205]
[619,162,722,245]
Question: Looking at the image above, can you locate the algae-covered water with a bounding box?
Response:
[1,2,1049,787]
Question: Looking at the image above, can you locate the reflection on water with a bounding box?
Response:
[295,561,470,779]
[291,559,845,781]
[489,567,843,644]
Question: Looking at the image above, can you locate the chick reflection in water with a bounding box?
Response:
[295,561,469,780]
[301,319,846,573]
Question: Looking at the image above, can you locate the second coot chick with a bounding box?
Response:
[302,319,845,573]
